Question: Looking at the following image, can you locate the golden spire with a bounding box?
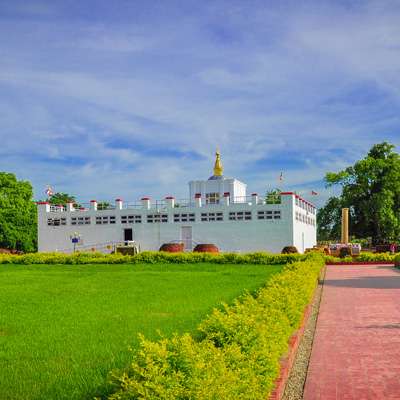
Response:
[213,149,223,176]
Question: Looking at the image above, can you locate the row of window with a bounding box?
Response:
[295,212,316,226]
[257,210,281,220]
[47,210,284,226]
[96,216,116,225]
[47,217,67,226]
[229,211,252,221]
[201,212,224,221]
[295,198,315,214]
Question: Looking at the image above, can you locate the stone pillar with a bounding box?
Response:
[141,197,151,210]
[223,192,230,206]
[66,202,75,212]
[251,193,258,206]
[115,198,123,210]
[165,196,175,209]
[37,201,50,213]
[341,208,349,244]
[90,200,98,211]
[195,193,202,207]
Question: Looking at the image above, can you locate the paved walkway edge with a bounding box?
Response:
[269,267,326,400]
[303,264,400,400]
[326,262,394,266]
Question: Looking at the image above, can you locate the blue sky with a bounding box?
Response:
[0,0,399,206]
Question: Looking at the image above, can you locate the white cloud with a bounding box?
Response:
[0,1,399,207]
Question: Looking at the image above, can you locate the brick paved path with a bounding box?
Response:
[303,265,400,400]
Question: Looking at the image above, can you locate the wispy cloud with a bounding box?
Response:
[0,0,399,206]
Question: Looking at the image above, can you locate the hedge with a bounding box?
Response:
[106,254,325,399]
[325,252,397,264]
[0,251,311,265]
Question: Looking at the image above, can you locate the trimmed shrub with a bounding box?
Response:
[281,246,298,254]
[0,251,315,265]
[395,254,400,267]
[107,255,325,399]
[325,252,397,264]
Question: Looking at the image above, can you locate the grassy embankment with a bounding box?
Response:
[0,262,281,400]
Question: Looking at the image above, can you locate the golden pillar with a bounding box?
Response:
[341,208,349,244]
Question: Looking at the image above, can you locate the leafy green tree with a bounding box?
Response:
[318,142,400,244]
[265,188,282,204]
[316,197,343,241]
[44,192,81,209]
[0,172,37,252]
[47,192,75,205]
[97,201,110,210]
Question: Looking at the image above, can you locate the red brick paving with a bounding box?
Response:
[303,265,400,400]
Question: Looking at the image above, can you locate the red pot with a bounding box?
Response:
[193,244,219,253]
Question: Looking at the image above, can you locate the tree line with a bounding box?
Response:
[0,142,398,252]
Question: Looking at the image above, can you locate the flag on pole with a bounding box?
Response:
[45,186,54,197]
[311,190,318,195]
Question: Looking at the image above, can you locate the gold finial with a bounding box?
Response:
[213,149,223,176]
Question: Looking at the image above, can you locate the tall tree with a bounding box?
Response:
[318,142,400,243]
[265,188,282,204]
[0,172,37,252]
[47,192,75,206]
[42,192,81,209]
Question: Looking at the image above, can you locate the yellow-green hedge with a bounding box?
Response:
[0,251,311,265]
[106,254,324,399]
[325,252,397,263]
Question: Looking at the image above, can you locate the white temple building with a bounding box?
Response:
[37,152,317,253]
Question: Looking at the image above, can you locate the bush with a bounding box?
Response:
[281,246,298,254]
[324,252,397,264]
[0,251,315,265]
[395,254,400,267]
[107,255,325,399]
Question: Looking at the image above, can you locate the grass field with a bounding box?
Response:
[0,262,282,400]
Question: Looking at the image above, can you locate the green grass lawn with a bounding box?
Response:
[0,262,282,400]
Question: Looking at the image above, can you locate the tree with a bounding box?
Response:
[265,188,282,204]
[318,142,400,244]
[0,172,37,252]
[97,201,110,210]
[42,192,81,209]
[316,197,343,241]
[48,192,75,205]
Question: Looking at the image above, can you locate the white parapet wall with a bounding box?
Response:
[37,193,317,254]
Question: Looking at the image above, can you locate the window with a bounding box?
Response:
[257,210,281,220]
[174,213,195,223]
[147,214,168,223]
[229,211,252,221]
[205,193,220,204]
[96,215,116,225]
[71,216,91,225]
[47,217,66,226]
[201,212,223,221]
[121,215,142,224]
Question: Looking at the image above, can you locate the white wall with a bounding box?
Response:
[37,194,317,254]
[189,178,247,201]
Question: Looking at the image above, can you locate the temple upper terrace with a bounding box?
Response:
[37,192,316,215]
